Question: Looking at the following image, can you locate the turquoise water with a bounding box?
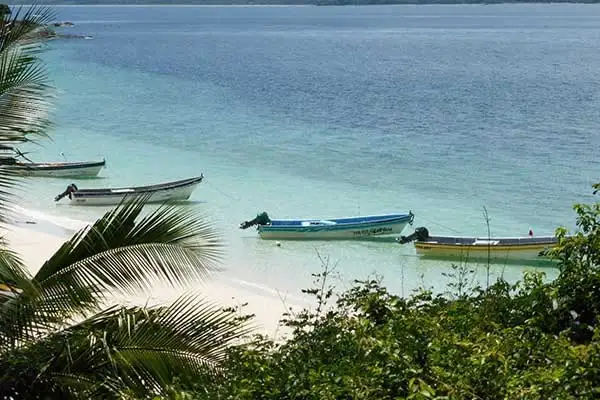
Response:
[15,4,600,298]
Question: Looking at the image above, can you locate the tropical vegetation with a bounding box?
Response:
[8,0,600,6]
[168,186,600,399]
[0,5,249,398]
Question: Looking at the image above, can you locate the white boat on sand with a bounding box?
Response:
[54,175,203,206]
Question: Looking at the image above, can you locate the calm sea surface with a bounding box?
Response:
[16,4,600,299]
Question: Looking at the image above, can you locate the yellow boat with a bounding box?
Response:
[399,227,559,262]
[0,283,21,297]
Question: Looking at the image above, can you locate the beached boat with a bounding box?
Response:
[398,226,558,262]
[239,211,414,240]
[54,175,203,206]
[0,159,106,178]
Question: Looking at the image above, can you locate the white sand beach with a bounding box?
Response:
[3,213,301,338]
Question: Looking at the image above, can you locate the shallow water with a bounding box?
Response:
[16,4,600,298]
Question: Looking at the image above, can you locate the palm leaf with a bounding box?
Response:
[0,5,56,50]
[6,295,251,397]
[85,295,250,394]
[0,237,31,290]
[38,242,218,305]
[0,199,223,347]
[34,199,222,284]
[0,163,24,225]
[34,200,222,306]
[0,5,55,143]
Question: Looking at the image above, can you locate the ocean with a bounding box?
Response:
[14,4,600,300]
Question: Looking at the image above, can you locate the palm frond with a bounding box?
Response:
[34,199,223,284]
[0,5,56,51]
[0,198,225,350]
[0,5,55,142]
[35,198,223,281]
[37,242,218,310]
[0,165,23,225]
[0,238,37,297]
[0,201,220,338]
[85,295,250,395]
[0,295,57,350]
[0,43,53,140]
[5,295,251,397]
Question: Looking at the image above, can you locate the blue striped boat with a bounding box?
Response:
[239,211,414,240]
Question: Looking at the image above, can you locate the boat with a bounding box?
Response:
[0,146,106,178]
[54,175,204,206]
[239,211,414,240]
[0,159,106,178]
[398,226,559,262]
[0,283,20,298]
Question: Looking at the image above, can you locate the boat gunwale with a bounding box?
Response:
[260,214,414,232]
[71,176,204,197]
[414,242,556,251]
[6,160,106,171]
[270,213,411,222]
[415,235,557,245]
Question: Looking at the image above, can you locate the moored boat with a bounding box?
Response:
[1,159,106,178]
[54,175,203,206]
[240,211,414,240]
[398,226,559,262]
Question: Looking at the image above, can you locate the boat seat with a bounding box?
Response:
[473,239,500,245]
[301,220,336,226]
[110,188,135,193]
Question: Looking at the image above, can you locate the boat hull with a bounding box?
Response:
[64,177,202,206]
[414,238,557,262]
[258,216,412,240]
[6,160,105,178]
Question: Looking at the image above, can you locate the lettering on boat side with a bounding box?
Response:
[352,227,393,236]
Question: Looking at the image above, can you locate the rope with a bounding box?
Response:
[204,179,286,215]
[204,180,241,203]
[414,214,462,234]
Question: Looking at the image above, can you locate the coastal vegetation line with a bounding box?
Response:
[8,0,600,6]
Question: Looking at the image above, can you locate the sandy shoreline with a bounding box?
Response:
[3,213,301,338]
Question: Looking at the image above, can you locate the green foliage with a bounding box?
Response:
[0,5,10,17]
[168,184,600,400]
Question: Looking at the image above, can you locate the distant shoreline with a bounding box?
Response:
[9,1,600,6]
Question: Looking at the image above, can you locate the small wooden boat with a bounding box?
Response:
[54,175,203,206]
[398,226,559,262]
[0,156,106,178]
[240,211,414,240]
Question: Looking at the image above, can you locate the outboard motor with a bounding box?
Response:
[239,212,271,230]
[398,226,430,244]
[54,183,78,202]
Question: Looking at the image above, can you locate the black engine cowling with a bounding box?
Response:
[54,183,79,202]
[398,226,429,244]
[239,212,271,230]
